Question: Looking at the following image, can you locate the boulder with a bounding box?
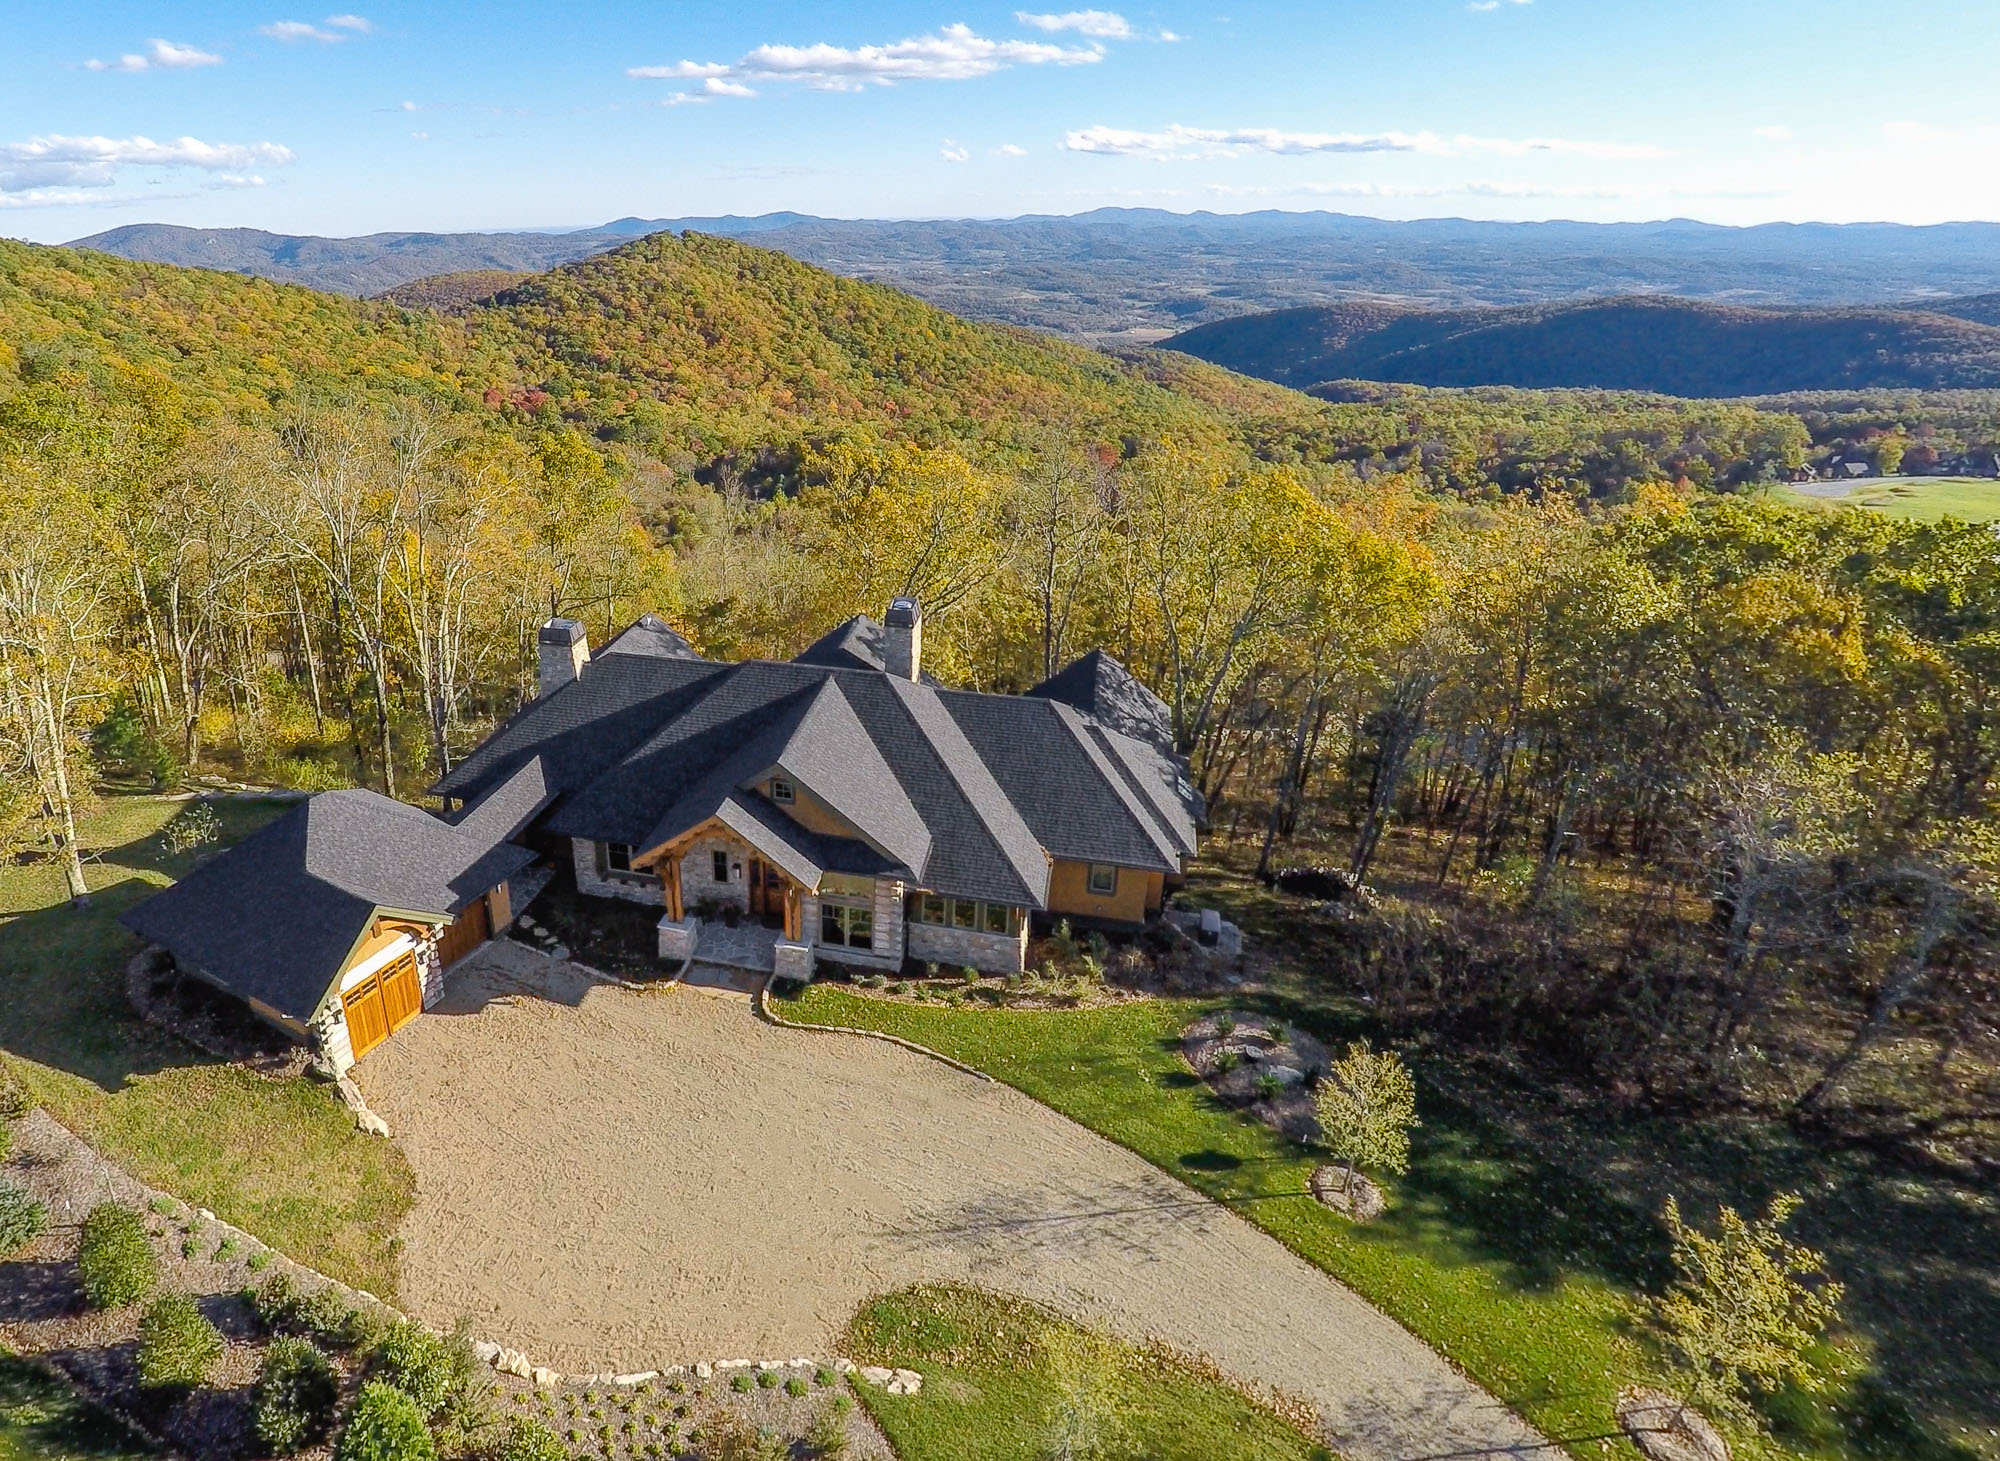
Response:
[858,1366,895,1388]
[496,1349,533,1380]
[613,1372,657,1386]
[530,1366,561,1388]
[472,1341,502,1366]
[354,1108,391,1138]
[693,1362,713,1379]
[886,1369,923,1395]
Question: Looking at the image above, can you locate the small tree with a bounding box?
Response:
[335,1381,436,1461]
[76,1203,156,1309]
[1312,1041,1420,1198]
[137,1293,223,1390]
[1652,1192,1844,1416]
[1041,1327,1127,1461]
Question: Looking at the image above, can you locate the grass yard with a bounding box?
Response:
[1777,475,2000,522]
[0,795,412,1299]
[785,976,1988,1461]
[846,1286,1329,1461]
[0,1351,153,1461]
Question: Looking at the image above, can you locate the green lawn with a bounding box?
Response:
[784,981,1984,1461]
[846,1286,1327,1461]
[1777,475,2000,522]
[0,795,413,1299]
[0,1352,153,1461]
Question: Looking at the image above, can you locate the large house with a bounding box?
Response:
[122,598,1202,1073]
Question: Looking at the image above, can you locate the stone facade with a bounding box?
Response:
[907,919,1028,975]
[772,940,815,982]
[678,835,746,916]
[416,933,445,1008]
[657,915,701,963]
[572,838,665,907]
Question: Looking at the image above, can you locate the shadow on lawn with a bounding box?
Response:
[0,876,226,1095]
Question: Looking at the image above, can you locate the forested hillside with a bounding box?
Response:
[1166,295,2000,396]
[2,234,1997,1233]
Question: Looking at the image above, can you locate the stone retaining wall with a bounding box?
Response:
[907,919,1027,974]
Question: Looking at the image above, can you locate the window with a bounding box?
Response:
[601,842,658,883]
[911,892,1020,937]
[711,850,730,883]
[819,903,874,949]
[1088,864,1119,896]
[771,777,795,803]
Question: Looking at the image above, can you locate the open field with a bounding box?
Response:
[0,795,413,1300]
[1777,474,2000,520]
[788,854,2000,1461]
[355,942,1544,1461]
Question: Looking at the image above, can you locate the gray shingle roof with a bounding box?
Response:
[599,612,703,661]
[793,615,941,685]
[439,634,1195,911]
[1027,649,1175,754]
[119,790,535,1022]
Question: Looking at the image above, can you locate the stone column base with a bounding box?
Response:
[772,940,815,983]
[657,915,702,964]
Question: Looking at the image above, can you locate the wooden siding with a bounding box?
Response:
[1047,859,1154,925]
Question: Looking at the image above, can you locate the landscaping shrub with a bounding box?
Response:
[252,1272,363,1346]
[755,1367,777,1389]
[496,1416,568,1461]
[370,1319,459,1416]
[161,802,220,855]
[335,1381,436,1461]
[136,1293,223,1390]
[76,1203,156,1308]
[806,1408,849,1459]
[730,1372,753,1393]
[250,1272,299,1329]
[0,1179,47,1258]
[784,1376,808,1397]
[255,1336,340,1454]
[699,1411,789,1461]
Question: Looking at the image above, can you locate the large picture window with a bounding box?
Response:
[819,903,874,949]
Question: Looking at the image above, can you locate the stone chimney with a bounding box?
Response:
[537,618,590,697]
[883,597,923,681]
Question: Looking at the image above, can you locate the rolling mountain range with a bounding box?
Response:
[1162,295,2000,398]
[66,211,2000,343]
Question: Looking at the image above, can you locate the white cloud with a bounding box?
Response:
[84,38,223,72]
[940,140,970,162]
[1469,0,1531,10]
[0,134,294,192]
[1064,122,1664,161]
[324,14,372,32]
[1015,9,1132,38]
[627,22,1102,98]
[260,19,342,42]
[704,77,756,97]
[993,142,1029,157]
[0,187,117,209]
[1754,124,1793,141]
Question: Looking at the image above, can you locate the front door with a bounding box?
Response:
[748,858,786,928]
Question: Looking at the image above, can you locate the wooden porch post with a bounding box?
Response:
[665,856,684,923]
[784,885,801,941]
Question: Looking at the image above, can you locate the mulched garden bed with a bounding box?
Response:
[519,863,676,981]
[1180,1011,1330,1144]
[126,948,309,1080]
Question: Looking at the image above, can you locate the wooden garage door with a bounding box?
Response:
[341,950,423,1063]
[435,897,491,969]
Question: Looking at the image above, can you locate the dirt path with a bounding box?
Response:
[359,944,1550,1461]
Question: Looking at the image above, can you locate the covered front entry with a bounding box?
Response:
[747,857,789,928]
[342,949,423,1062]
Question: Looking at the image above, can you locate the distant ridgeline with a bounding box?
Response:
[8,229,2000,500]
[1164,295,2000,398]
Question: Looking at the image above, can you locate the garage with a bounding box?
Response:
[434,897,493,969]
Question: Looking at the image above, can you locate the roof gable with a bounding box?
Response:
[1027,649,1175,754]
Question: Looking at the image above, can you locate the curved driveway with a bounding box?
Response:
[358,943,1548,1461]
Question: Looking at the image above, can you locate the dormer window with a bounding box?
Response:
[771,777,795,804]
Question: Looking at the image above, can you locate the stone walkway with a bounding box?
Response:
[359,945,1554,1461]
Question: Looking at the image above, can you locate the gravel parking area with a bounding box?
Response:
[357,942,1547,1461]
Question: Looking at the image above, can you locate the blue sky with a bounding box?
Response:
[6,1,2000,242]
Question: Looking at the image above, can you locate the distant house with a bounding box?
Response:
[122,598,1201,1071]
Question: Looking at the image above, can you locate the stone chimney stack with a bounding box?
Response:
[537,618,590,697]
[883,597,923,682]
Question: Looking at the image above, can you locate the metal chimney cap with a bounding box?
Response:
[537,617,588,646]
[885,597,922,628]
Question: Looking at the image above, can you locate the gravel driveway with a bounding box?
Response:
[357,942,1548,1461]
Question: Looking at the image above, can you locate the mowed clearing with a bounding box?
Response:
[1780,474,2000,521]
[356,943,1545,1461]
